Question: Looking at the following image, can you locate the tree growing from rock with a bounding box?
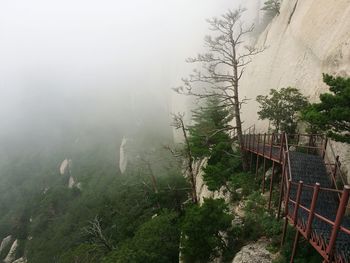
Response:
[174,8,264,170]
[302,74,350,143]
[256,87,309,134]
[188,96,234,158]
[188,96,241,192]
[261,0,282,16]
[171,113,198,204]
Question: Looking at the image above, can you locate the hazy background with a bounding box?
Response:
[0,0,257,152]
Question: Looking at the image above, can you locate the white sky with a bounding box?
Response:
[0,0,258,138]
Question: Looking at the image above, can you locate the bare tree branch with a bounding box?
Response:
[171,113,198,204]
[82,216,114,251]
[174,8,266,170]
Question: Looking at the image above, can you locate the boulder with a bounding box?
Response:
[232,238,273,263]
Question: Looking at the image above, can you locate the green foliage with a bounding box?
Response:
[228,172,258,197]
[256,87,309,134]
[188,96,242,191]
[189,96,233,158]
[180,198,233,263]
[0,132,187,263]
[274,227,322,263]
[58,244,104,263]
[302,74,350,143]
[242,192,282,241]
[253,0,281,37]
[203,143,242,191]
[103,211,180,263]
[261,0,281,16]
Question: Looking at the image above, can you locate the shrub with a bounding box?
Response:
[180,198,233,263]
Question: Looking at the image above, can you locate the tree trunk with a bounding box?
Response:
[180,119,198,204]
[233,83,249,171]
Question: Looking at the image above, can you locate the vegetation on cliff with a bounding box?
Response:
[302,74,350,143]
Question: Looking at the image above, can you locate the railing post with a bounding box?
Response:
[248,132,251,150]
[255,134,261,177]
[279,133,285,163]
[292,181,304,226]
[290,230,300,263]
[306,183,320,239]
[285,179,292,214]
[263,133,266,156]
[278,152,288,219]
[281,180,292,246]
[253,133,256,152]
[326,185,350,260]
[268,161,275,210]
[262,158,266,194]
[269,133,274,159]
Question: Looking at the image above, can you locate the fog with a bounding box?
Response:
[0,0,256,152]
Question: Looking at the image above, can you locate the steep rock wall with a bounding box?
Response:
[240,0,350,178]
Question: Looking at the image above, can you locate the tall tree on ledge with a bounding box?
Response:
[302,74,350,143]
[174,8,264,170]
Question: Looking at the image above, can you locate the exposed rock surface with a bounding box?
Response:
[232,238,273,263]
[119,137,128,174]
[240,0,350,180]
[12,258,27,263]
[59,159,72,175]
[195,158,231,205]
[4,239,18,263]
[68,176,76,189]
[0,235,12,254]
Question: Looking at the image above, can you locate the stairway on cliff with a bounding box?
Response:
[288,151,350,261]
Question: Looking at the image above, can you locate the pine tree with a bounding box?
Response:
[302,74,350,143]
[261,0,281,16]
[188,96,233,158]
[188,97,241,191]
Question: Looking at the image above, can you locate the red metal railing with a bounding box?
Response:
[242,130,350,263]
[284,181,350,262]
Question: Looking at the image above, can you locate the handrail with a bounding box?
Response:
[284,134,292,182]
[241,132,350,262]
[243,124,256,135]
[286,182,350,262]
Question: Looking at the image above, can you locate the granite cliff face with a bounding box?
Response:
[240,0,350,179]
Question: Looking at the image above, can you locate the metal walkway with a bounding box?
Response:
[242,132,350,263]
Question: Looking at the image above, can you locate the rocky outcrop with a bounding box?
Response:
[4,239,18,263]
[68,176,76,189]
[12,258,26,263]
[59,159,72,175]
[194,158,231,204]
[240,0,350,179]
[119,137,128,174]
[232,238,274,263]
[0,235,12,254]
